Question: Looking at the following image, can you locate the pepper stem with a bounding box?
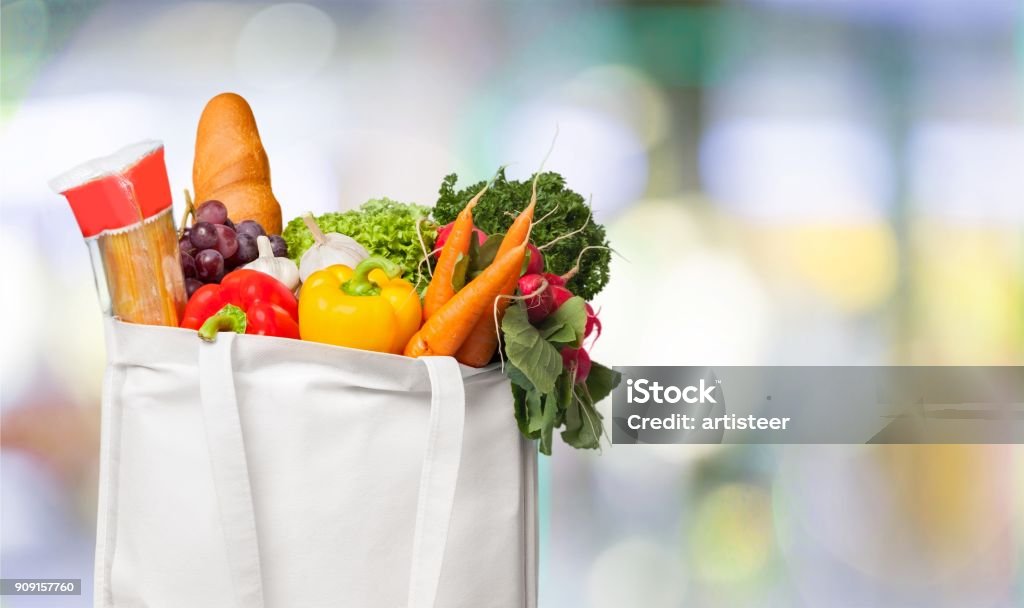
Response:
[342,256,402,296]
[198,304,248,342]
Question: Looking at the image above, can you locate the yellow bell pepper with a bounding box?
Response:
[299,257,422,354]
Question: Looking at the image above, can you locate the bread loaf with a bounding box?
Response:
[193,93,282,234]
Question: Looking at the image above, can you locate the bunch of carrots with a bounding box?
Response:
[403,181,538,366]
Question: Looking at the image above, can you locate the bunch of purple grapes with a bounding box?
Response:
[179,200,289,298]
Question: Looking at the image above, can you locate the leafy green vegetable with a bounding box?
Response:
[561,363,618,451]
[583,361,619,404]
[451,233,504,292]
[502,303,562,395]
[451,251,470,293]
[512,383,531,437]
[283,199,437,287]
[506,362,536,395]
[561,386,602,450]
[535,389,560,454]
[433,169,611,300]
[503,301,621,455]
[509,363,560,453]
[538,296,587,346]
[470,234,503,281]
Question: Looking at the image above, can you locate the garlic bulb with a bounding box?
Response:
[299,212,369,281]
[245,235,300,291]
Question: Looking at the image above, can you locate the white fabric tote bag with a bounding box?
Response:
[95,319,538,608]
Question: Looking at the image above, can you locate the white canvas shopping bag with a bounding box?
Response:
[95,319,538,608]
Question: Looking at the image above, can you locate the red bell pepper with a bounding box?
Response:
[180,269,299,340]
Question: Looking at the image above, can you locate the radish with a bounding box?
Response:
[544,272,565,287]
[545,273,574,312]
[525,243,544,275]
[551,284,573,309]
[562,346,591,383]
[584,303,602,340]
[435,221,486,253]
[434,222,454,251]
[543,281,600,342]
[518,273,555,323]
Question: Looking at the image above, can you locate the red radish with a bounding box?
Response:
[584,303,602,340]
[518,273,555,323]
[562,346,592,383]
[544,272,565,287]
[525,243,544,275]
[551,284,573,309]
[435,221,486,253]
[434,222,453,250]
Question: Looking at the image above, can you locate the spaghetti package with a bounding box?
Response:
[51,141,186,326]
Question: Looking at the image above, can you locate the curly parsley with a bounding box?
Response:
[432,169,611,301]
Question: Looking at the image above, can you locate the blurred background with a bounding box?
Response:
[2,0,1022,606]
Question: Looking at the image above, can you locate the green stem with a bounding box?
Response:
[342,256,402,296]
[198,304,247,342]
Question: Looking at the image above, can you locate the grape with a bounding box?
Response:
[235,220,266,239]
[213,224,238,258]
[195,200,228,225]
[230,233,259,266]
[190,222,218,249]
[185,278,204,298]
[269,234,288,257]
[224,218,235,230]
[179,233,198,257]
[180,251,197,278]
[195,249,225,283]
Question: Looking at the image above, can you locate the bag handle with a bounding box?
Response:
[198,332,266,608]
[408,356,466,608]
[198,339,464,608]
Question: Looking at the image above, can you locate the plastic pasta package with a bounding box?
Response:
[50,140,186,326]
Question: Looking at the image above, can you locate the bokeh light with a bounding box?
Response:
[235,3,337,88]
[594,198,769,365]
[775,446,1016,606]
[689,484,774,585]
[910,123,1024,223]
[1,0,49,87]
[586,538,686,608]
[701,119,891,222]
[495,100,648,217]
[910,224,1023,363]
[0,231,47,406]
[555,64,672,149]
[746,222,898,313]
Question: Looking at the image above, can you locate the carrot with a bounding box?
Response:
[422,182,488,319]
[405,234,530,358]
[454,179,540,366]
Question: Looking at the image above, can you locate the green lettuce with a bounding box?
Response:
[283,199,437,288]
